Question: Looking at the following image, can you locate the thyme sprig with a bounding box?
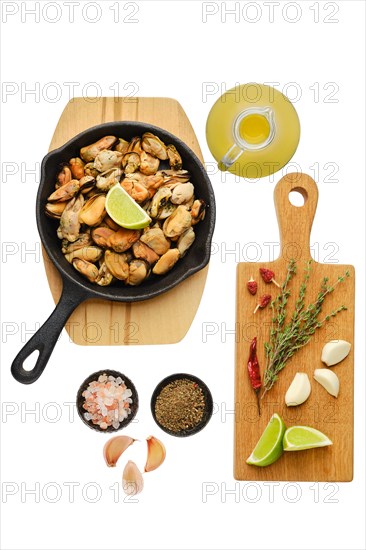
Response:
[262,259,349,398]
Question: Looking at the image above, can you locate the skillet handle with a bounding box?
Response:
[11,279,89,384]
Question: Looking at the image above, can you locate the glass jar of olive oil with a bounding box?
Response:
[206,83,300,179]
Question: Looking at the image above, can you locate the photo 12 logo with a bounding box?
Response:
[1,481,140,504]
[1,161,41,184]
[210,398,340,426]
[205,158,340,185]
[201,481,340,503]
[1,1,140,24]
[201,2,340,24]
[1,81,140,104]
[208,240,340,265]
[1,318,140,345]
[1,400,140,425]
[202,81,340,104]
[201,318,341,345]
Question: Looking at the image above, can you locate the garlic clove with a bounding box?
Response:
[285,373,311,406]
[314,369,340,397]
[321,340,351,367]
[103,435,135,467]
[145,435,166,472]
[122,461,144,496]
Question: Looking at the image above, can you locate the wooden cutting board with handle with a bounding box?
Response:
[43,97,208,345]
[234,173,354,481]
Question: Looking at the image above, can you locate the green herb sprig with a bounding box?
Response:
[262,259,350,398]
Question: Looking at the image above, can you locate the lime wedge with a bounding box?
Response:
[105,184,151,230]
[246,413,286,467]
[283,426,332,451]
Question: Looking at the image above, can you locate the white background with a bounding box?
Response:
[1,1,365,549]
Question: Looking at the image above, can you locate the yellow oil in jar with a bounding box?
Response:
[239,114,271,145]
[206,83,301,179]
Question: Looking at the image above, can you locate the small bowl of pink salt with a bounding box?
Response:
[76,370,138,432]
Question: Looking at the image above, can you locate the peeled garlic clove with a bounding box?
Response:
[285,373,311,406]
[321,340,351,367]
[314,369,340,397]
[122,461,144,496]
[145,435,166,472]
[103,435,135,467]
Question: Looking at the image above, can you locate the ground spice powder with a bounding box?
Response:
[154,378,206,433]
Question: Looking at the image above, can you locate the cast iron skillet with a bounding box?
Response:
[11,121,215,385]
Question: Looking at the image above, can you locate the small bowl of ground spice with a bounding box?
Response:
[76,370,139,432]
[151,373,213,437]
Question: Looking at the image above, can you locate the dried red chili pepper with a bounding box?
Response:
[247,277,258,295]
[247,336,261,416]
[259,267,280,287]
[253,294,272,314]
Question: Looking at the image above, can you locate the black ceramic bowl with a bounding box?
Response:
[76,369,138,433]
[11,121,215,385]
[150,373,213,437]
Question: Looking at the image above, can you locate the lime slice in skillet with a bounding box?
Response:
[105,184,151,230]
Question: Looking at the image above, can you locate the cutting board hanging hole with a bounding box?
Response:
[288,187,308,207]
